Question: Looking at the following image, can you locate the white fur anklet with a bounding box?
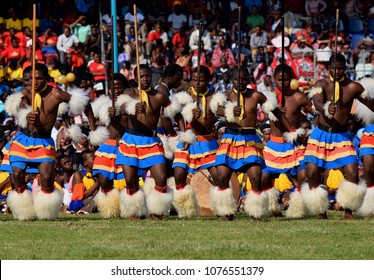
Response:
[7,189,36,221]
[95,188,120,218]
[119,188,148,218]
[33,188,63,220]
[244,191,270,219]
[336,180,366,211]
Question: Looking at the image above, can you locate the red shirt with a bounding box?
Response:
[172,32,189,49]
[1,46,25,61]
[71,53,85,68]
[147,30,161,42]
[88,61,106,81]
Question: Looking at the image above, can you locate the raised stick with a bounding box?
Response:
[31,4,37,112]
[332,9,339,103]
[133,4,142,102]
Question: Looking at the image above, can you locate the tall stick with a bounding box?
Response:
[31,4,37,113]
[98,0,109,96]
[196,22,203,107]
[133,4,142,102]
[332,9,339,103]
[281,15,285,107]
[111,15,115,107]
[237,6,241,107]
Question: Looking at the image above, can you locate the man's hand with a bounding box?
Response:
[108,106,116,118]
[328,102,336,116]
[182,142,190,151]
[27,110,39,126]
[135,102,146,114]
[233,105,241,117]
[192,107,202,119]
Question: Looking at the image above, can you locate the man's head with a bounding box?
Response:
[111,73,129,98]
[191,65,211,92]
[274,64,292,91]
[232,66,250,92]
[134,64,152,90]
[328,53,346,80]
[164,64,183,89]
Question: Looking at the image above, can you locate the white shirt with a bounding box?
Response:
[168,13,187,30]
[124,12,145,23]
[56,33,79,52]
[315,46,332,62]
[189,29,212,52]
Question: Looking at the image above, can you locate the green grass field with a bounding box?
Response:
[1,211,374,260]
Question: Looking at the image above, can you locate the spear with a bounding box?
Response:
[196,22,202,107]
[281,15,285,107]
[111,15,115,107]
[31,4,37,113]
[237,6,242,107]
[332,9,339,104]
[133,4,142,102]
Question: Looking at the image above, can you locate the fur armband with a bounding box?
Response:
[210,91,227,115]
[5,91,23,117]
[181,102,195,123]
[323,101,333,119]
[67,124,83,143]
[159,134,173,160]
[163,95,182,119]
[125,98,139,116]
[359,78,374,100]
[91,95,112,126]
[179,129,196,145]
[58,102,69,117]
[308,87,323,99]
[68,88,90,115]
[174,91,193,105]
[224,101,236,123]
[17,106,31,128]
[261,91,278,122]
[284,128,306,143]
[89,126,110,146]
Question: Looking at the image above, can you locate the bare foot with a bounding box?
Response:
[317,212,328,219]
[149,214,163,221]
[223,214,234,221]
[344,210,355,220]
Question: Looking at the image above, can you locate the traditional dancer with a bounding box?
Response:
[115,64,187,220]
[5,63,93,220]
[303,54,371,220]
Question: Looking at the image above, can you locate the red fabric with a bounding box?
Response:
[1,47,25,61]
[172,32,189,49]
[275,87,294,106]
[88,61,106,81]
[71,53,85,68]
[147,30,161,42]
[211,46,237,68]
[71,183,85,200]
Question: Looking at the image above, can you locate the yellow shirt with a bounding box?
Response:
[22,18,40,31]
[274,173,293,192]
[0,172,12,195]
[7,67,23,81]
[5,18,22,31]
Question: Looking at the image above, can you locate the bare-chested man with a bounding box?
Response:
[262,64,314,218]
[115,64,186,220]
[214,66,290,220]
[5,63,91,220]
[303,54,373,220]
[92,73,129,218]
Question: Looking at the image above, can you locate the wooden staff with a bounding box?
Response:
[281,15,285,107]
[332,9,339,104]
[133,4,142,102]
[31,4,37,113]
[196,22,203,107]
[111,15,115,107]
[237,6,241,107]
[98,0,109,96]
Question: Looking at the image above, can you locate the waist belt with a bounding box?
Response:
[270,134,285,143]
[226,128,256,135]
[318,124,348,133]
[126,128,157,137]
[196,134,214,141]
[20,128,51,139]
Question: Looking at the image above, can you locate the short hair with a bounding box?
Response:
[329,53,346,65]
[35,63,49,78]
[81,149,94,164]
[192,65,211,81]
[164,64,183,78]
[232,66,249,78]
[274,64,292,77]
[134,64,151,78]
[112,73,128,88]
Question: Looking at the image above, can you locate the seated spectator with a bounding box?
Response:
[148,6,166,30]
[39,11,56,34]
[188,3,207,32]
[56,26,79,64]
[22,10,40,33]
[172,26,189,53]
[175,43,192,74]
[189,24,212,53]
[167,1,188,38]
[214,71,233,93]
[120,61,135,81]
[146,22,168,60]
[246,5,265,33]
[124,5,147,43]
[0,36,25,68]
[304,0,327,27]
[211,38,236,69]
[256,75,275,95]
[70,15,91,44]
[249,25,268,62]
[87,52,107,97]
[212,56,233,85]
[5,8,22,32]
[355,53,374,80]
[5,60,23,89]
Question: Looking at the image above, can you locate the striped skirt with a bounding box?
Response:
[8,132,55,171]
[215,128,265,172]
[173,134,218,173]
[93,139,124,180]
[304,127,358,169]
[360,124,374,157]
[115,131,166,169]
[262,135,299,176]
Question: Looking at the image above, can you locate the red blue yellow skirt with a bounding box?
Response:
[360,124,374,157]
[0,141,12,173]
[93,139,124,180]
[215,128,265,172]
[263,135,299,176]
[8,132,56,171]
[116,130,166,169]
[172,134,218,173]
[304,127,358,169]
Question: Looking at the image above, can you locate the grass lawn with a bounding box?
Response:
[1,211,374,260]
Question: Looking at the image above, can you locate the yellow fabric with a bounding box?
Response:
[329,76,345,102]
[34,83,48,110]
[190,87,209,118]
[49,68,62,83]
[54,181,63,193]
[140,87,151,107]
[114,179,126,190]
[326,169,344,190]
[7,67,23,81]
[83,172,95,191]
[0,172,12,195]
[233,88,246,121]
[237,173,252,191]
[274,173,293,192]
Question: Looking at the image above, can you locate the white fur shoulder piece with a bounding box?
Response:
[125,98,139,116]
[91,95,111,118]
[261,91,278,115]
[351,99,374,125]
[163,95,182,119]
[67,124,83,143]
[181,101,195,123]
[89,126,110,146]
[115,94,134,108]
[5,91,24,117]
[359,78,374,100]
[17,106,32,128]
[179,129,196,145]
[210,91,227,115]
[323,101,333,119]
[68,88,90,115]
[58,102,69,116]
[308,87,323,99]
[224,101,236,123]
[174,91,193,105]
